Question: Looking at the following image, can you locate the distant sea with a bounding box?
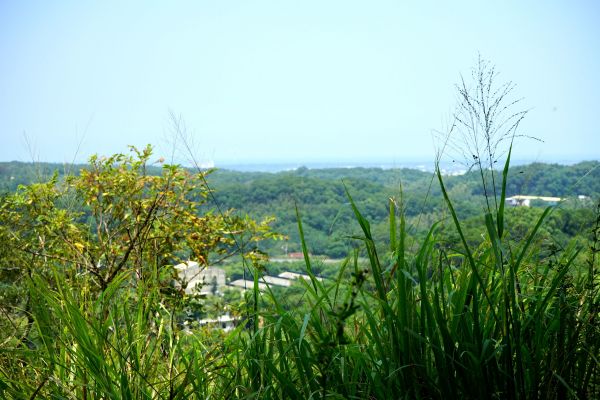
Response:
[215,157,591,174]
[218,160,442,173]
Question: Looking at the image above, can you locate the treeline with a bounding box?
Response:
[209,161,599,257]
[3,160,598,198]
[1,160,598,257]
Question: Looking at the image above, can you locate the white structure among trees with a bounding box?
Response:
[174,261,226,295]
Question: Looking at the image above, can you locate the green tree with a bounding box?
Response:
[0,145,279,343]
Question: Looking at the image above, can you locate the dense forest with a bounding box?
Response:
[2,159,597,259]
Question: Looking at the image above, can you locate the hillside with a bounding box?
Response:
[1,159,598,258]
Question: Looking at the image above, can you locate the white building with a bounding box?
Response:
[278,271,323,282]
[505,195,562,207]
[229,279,268,291]
[229,274,296,291]
[198,314,237,332]
[228,271,325,292]
[174,261,226,295]
[261,275,293,287]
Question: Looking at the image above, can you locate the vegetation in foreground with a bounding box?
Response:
[1,59,598,398]
[0,143,598,399]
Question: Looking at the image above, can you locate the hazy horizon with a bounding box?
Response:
[1,153,597,175]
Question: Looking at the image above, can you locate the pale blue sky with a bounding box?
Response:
[1,1,599,166]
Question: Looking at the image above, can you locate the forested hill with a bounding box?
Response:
[1,159,598,257]
[501,161,599,197]
[209,161,599,255]
[2,159,598,198]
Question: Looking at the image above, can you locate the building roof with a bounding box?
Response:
[261,275,293,287]
[229,279,268,291]
[278,271,323,281]
[506,195,562,202]
[229,275,295,291]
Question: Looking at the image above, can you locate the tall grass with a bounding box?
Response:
[1,153,598,399]
[228,150,598,399]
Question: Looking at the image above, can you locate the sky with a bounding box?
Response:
[1,1,599,167]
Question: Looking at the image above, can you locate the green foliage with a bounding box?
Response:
[0,57,598,397]
[2,159,598,259]
[0,146,279,396]
[1,146,598,398]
